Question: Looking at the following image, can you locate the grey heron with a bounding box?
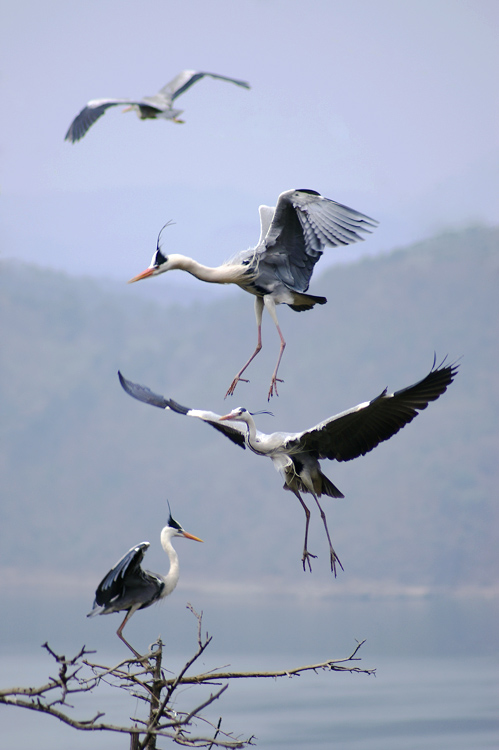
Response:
[128,188,378,400]
[118,357,457,574]
[87,511,203,656]
[65,70,250,142]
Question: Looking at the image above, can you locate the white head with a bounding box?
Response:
[128,222,179,282]
[161,511,203,546]
[220,407,273,424]
[219,407,252,423]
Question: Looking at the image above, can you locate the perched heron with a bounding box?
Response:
[65,69,250,142]
[87,511,203,656]
[129,189,378,400]
[118,357,458,574]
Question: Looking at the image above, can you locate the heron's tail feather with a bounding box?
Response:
[87,604,103,618]
[284,471,344,499]
[319,473,345,499]
[288,292,327,312]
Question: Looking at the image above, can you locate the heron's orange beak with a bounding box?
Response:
[219,414,232,421]
[182,531,204,543]
[128,268,155,283]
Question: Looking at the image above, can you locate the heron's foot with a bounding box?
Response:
[119,633,151,663]
[173,118,185,124]
[302,549,318,573]
[330,549,344,578]
[267,377,284,401]
[225,376,249,399]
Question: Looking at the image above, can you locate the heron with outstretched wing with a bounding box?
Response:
[118,357,458,574]
[88,510,202,657]
[129,189,378,400]
[65,70,250,142]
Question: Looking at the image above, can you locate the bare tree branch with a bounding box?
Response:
[0,607,373,748]
[158,638,375,687]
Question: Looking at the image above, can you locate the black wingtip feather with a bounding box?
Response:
[118,371,173,409]
[393,357,459,405]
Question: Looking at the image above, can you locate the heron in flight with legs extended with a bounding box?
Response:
[128,188,379,400]
[87,511,203,657]
[65,70,250,142]
[118,357,457,574]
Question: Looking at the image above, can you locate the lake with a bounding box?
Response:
[1,594,498,748]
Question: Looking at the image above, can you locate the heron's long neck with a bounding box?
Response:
[243,415,259,448]
[168,255,241,284]
[160,533,180,597]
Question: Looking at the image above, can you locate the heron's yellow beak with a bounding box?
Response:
[182,531,204,543]
[128,268,155,283]
[219,414,232,421]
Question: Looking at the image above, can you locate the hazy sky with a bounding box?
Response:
[1,0,498,279]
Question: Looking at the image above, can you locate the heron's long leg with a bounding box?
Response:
[264,297,286,400]
[116,608,142,659]
[310,492,344,577]
[225,297,264,398]
[290,487,317,572]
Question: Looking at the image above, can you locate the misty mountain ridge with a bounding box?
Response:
[1,225,497,598]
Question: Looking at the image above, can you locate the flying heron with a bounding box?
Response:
[118,357,457,574]
[65,69,250,142]
[87,511,203,656]
[128,188,379,400]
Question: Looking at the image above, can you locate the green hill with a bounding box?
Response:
[1,225,497,596]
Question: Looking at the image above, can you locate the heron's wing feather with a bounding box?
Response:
[256,205,276,248]
[159,70,250,102]
[118,372,247,448]
[94,542,150,606]
[259,189,378,292]
[285,359,458,460]
[118,371,172,408]
[64,99,138,142]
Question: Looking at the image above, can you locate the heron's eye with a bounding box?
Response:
[169,516,181,531]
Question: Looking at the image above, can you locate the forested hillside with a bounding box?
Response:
[1,225,497,596]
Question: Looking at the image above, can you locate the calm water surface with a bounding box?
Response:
[1,596,498,749]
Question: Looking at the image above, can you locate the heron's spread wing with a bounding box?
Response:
[259,189,379,293]
[94,542,150,606]
[64,99,141,142]
[285,359,458,461]
[159,70,250,102]
[118,372,247,449]
[118,371,172,408]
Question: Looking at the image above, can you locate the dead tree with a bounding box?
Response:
[0,605,375,748]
